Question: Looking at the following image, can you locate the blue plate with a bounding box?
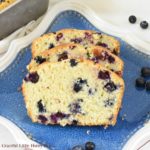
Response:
[0,11,150,150]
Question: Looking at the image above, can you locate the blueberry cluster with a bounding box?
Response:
[72,141,95,150]
[129,15,149,29]
[135,67,150,91]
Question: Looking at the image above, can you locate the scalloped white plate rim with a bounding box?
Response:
[123,124,150,150]
[0,0,150,72]
[0,0,150,149]
[0,116,48,150]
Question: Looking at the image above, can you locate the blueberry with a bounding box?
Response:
[96,42,108,48]
[70,59,78,67]
[113,49,118,55]
[104,81,117,92]
[56,33,63,41]
[104,99,115,107]
[49,43,54,49]
[88,88,97,95]
[98,70,110,80]
[141,67,150,77]
[78,78,87,84]
[108,55,115,63]
[37,100,46,112]
[85,141,95,150]
[34,56,46,64]
[73,78,87,92]
[72,120,78,125]
[99,51,115,63]
[146,81,150,91]
[135,77,146,88]
[50,112,69,123]
[91,56,100,63]
[24,72,39,83]
[69,45,76,50]
[140,21,149,29]
[69,101,81,114]
[129,15,137,24]
[71,38,82,43]
[72,145,84,150]
[38,115,47,123]
[85,32,92,39]
[73,83,82,92]
[58,51,68,61]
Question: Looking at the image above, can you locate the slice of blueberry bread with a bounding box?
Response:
[22,59,125,126]
[28,43,124,76]
[32,29,120,57]
[0,0,16,10]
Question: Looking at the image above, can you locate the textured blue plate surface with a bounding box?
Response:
[0,11,150,150]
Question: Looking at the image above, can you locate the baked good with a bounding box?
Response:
[22,59,125,126]
[32,29,120,57]
[0,0,16,10]
[28,43,124,76]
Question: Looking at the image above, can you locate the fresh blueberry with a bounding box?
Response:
[104,81,117,92]
[129,15,137,24]
[72,145,84,150]
[71,38,82,43]
[146,81,150,91]
[37,100,46,112]
[38,115,47,123]
[98,70,110,80]
[49,43,54,49]
[34,56,46,64]
[24,72,39,83]
[85,141,95,150]
[58,51,68,61]
[140,21,149,29]
[56,33,63,41]
[141,67,150,77]
[135,77,146,88]
[70,59,78,67]
[104,99,115,107]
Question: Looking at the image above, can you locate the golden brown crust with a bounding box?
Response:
[29,43,124,76]
[31,28,120,57]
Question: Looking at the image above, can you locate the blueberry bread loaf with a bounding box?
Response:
[22,59,125,126]
[0,0,16,10]
[28,43,124,76]
[32,29,120,57]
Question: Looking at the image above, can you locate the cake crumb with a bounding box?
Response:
[86,130,91,135]
[17,86,22,92]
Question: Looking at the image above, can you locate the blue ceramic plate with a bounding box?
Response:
[0,11,150,150]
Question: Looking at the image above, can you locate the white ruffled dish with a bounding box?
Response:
[0,0,150,149]
[0,116,48,150]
